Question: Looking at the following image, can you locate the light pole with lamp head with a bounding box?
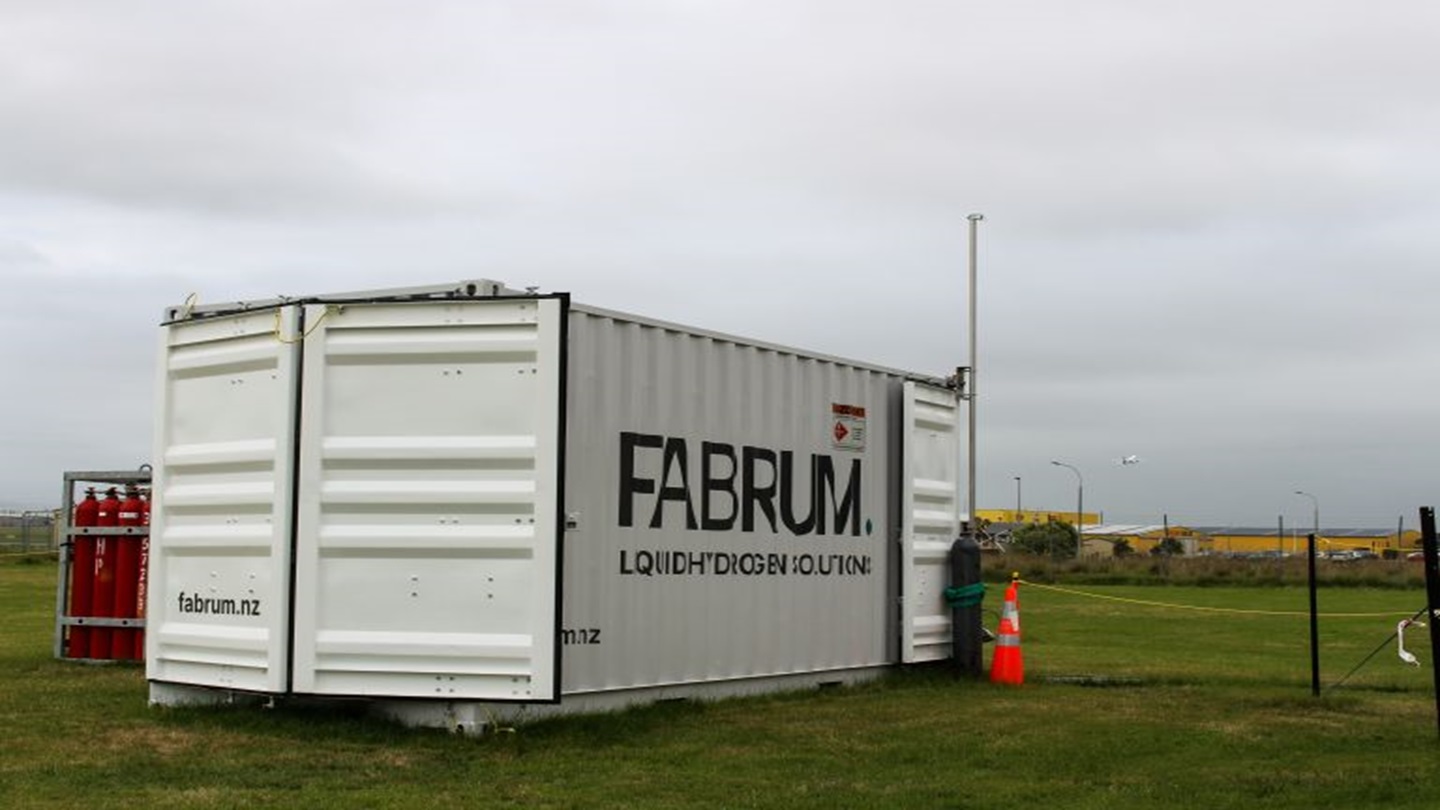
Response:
[1052,460,1084,558]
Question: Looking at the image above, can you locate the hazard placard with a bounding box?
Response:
[831,403,866,451]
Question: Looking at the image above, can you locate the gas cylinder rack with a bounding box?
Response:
[53,468,152,662]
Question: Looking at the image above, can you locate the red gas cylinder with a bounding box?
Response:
[67,488,101,659]
[134,488,151,661]
[112,486,145,660]
[89,487,122,659]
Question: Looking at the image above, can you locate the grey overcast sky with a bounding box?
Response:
[2,1,1437,528]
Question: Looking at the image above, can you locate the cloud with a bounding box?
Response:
[1,1,1438,525]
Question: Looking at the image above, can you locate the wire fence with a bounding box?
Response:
[0,510,59,556]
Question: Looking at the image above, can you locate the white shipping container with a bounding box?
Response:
[146,281,963,730]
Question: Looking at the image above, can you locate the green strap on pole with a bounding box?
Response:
[944,582,987,609]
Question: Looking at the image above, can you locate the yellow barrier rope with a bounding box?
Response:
[1018,579,1416,619]
[272,305,337,344]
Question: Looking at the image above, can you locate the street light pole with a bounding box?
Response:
[1295,490,1319,551]
[1014,476,1022,521]
[1052,460,1084,558]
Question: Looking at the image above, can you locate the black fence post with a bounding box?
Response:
[1420,507,1440,739]
[950,527,983,677]
[1308,533,1320,697]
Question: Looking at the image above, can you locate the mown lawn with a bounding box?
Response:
[4,558,1440,809]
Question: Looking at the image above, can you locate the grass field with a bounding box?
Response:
[5,556,1440,809]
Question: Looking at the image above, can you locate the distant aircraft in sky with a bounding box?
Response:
[1119,455,1141,466]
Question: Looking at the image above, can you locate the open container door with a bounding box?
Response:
[148,307,301,692]
[290,296,567,701]
[899,381,962,663]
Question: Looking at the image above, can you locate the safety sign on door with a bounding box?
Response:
[831,403,867,451]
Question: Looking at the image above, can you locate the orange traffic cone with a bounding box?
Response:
[989,577,1024,685]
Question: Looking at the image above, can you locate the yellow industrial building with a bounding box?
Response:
[976,508,1100,527]
[1192,526,1420,557]
[977,509,1421,558]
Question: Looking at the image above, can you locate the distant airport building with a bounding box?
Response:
[976,509,1421,558]
[1191,526,1420,557]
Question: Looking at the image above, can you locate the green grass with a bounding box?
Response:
[6,558,1440,809]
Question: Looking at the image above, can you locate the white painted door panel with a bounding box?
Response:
[148,308,300,692]
[289,298,564,701]
[900,382,962,663]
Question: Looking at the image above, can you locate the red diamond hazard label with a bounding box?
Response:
[831,403,866,451]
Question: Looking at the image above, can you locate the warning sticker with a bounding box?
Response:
[831,403,866,451]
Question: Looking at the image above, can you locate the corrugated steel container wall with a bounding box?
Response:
[144,284,960,722]
[561,307,905,694]
[147,307,300,692]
